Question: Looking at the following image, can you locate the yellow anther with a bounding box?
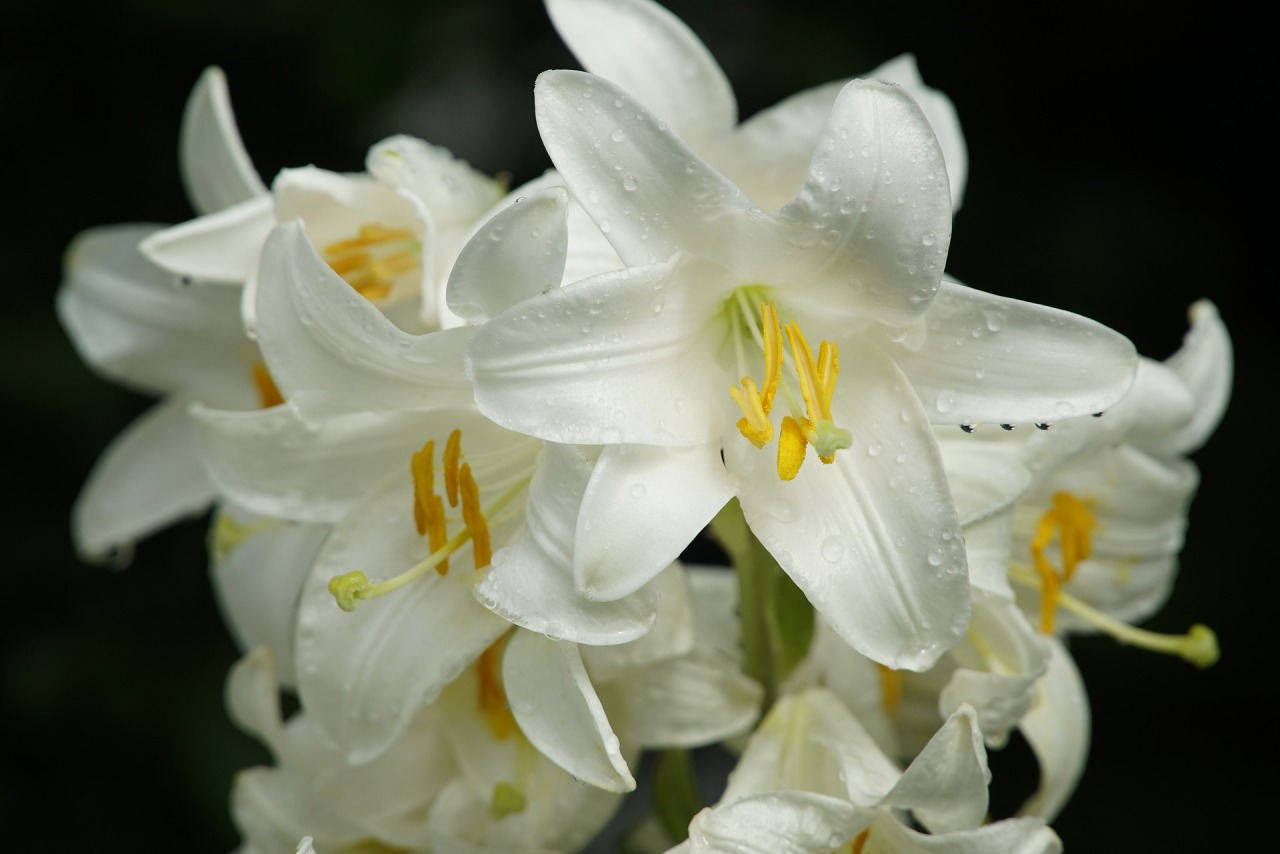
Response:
[759,301,782,413]
[444,428,463,508]
[329,570,373,612]
[1030,492,1097,632]
[251,361,284,408]
[875,663,902,713]
[322,223,419,301]
[777,415,807,481]
[730,377,773,447]
[460,463,491,570]
[782,319,851,470]
[477,634,516,740]
[851,829,871,854]
[411,440,449,575]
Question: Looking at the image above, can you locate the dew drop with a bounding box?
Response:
[866,440,882,457]
[821,536,845,563]
[922,231,937,247]
[927,548,944,567]
[629,483,647,499]
[610,128,625,143]
[934,389,956,414]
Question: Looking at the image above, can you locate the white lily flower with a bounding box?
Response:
[140,67,504,332]
[464,68,1138,671]
[1001,301,1230,666]
[675,688,1061,854]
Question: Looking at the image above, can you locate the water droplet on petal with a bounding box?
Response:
[629,483,647,499]
[821,536,845,563]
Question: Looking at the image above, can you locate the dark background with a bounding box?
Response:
[2,0,1271,850]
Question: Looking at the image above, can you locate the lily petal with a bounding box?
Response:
[366,134,504,227]
[1141,299,1233,457]
[688,792,865,854]
[774,79,952,327]
[546,0,736,151]
[1018,639,1090,821]
[180,67,267,216]
[864,815,1062,854]
[140,195,275,284]
[503,630,636,792]
[882,705,988,834]
[293,470,511,763]
[72,397,216,562]
[447,188,570,323]
[58,224,252,400]
[468,254,728,446]
[887,281,1138,426]
[574,442,734,600]
[730,344,968,672]
[535,69,754,268]
[255,221,472,421]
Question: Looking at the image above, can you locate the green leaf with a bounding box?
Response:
[654,749,701,843]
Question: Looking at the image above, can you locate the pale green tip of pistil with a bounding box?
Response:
[489,781,527,818]
[329,570,373,612]
[811,421,852,459]
[1183,624,1220,669]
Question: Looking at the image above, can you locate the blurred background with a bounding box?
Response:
[2,0,1270,850]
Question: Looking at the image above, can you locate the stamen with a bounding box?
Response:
[250,362,284,408]
[489,781,526,819]
[777,415,807,481]
[851,829,871,854]
[460,463,491,570]
[322,223,420,301]
[783,320,852,466]
[443,429,463,508]
[1009,565,1219,668]
[410,440,449,575]
[875,663,902,712]
[729,302,783,447]
[477,633,516,739]
[1029,492,1096,632]
[329,434,528,611]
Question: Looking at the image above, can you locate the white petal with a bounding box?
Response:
[72,397,216,562]
[447,188,569,323]
[575,442,734,600]
[882,705,988,834]
[938,598,1048,749]
[1018,639,1089,821]
[1140,299,1233,456]
[535,70,755,267]
[546,0,736,150]
[211,508,328,687]
[468,254,729,445]
[580,562,696,678]
[293,471,512,763]
[775,79,952,327]
[730,344,969,671]
[711,80,845,211]
[503,631,635,792]
[366,134,503,226]
[938,436,1032,526]
[180,67,267,216]
[233,768,369,853]
[140,195,275,283]
[225,647,285,757]
[889,281,1139,425]
[58,224,253,400]
[255,221,472,420]
[864,815,1062,854]
[688,793,865,854]
[192,403,431,523]
[960,512,1016,600]
[868,54,967,210]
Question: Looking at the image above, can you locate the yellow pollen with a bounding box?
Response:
[460,463,491,570]
[875,663,902,713]
[777,415,807,481]
[851,829,871,854]
[1029,492,1097,633]
[411,440,449,575]
[444,428,463,508]
[322,223,420,301]
[729,301,783,447]
[251,362,284,408]
[477,634,516,740]
[779,318,852,476]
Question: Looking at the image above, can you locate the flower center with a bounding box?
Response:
[727,293,852,480]
[322,223,421,302]
[328,428,527,611]
[1010,490,1218,668]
